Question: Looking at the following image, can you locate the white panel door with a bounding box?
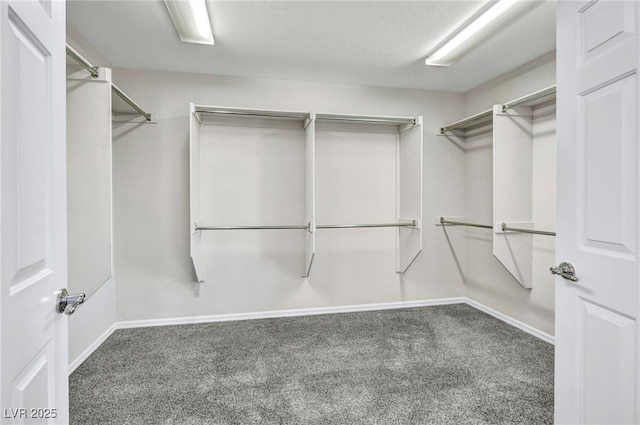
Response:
[556,1,639,423]
[1,0,68,423]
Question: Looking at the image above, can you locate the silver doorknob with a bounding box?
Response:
[56,288,86,315]
[550,262,579,282]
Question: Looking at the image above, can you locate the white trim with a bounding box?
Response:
[68,322,117,374]
[463,298,555,345]
[69,296,554,375]
[116,297,554,344]
[115,298,466,329]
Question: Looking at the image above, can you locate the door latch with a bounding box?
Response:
[56,288,86,315]
[550,262,579,282]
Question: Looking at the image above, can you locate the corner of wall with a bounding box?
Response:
[68,276,117,374]
[460,51,557,337]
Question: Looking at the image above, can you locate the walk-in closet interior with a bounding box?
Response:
[41,0,584,423]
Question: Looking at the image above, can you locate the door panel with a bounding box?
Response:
[579,299,636,425]
[1,0,68,423]
[579,74,636,257]
[556,1,639,424]
[11,343,56,417]
[579,0,635,63]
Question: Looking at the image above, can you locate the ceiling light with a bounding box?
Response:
[164,0,214,45]
[425,0,517,67]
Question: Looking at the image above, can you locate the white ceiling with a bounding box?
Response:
[67,0,556,93]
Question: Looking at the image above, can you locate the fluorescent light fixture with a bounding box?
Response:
[425,0,517,67]
[164,0,214,45]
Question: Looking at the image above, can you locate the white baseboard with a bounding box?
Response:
[116,297,467,329]
[117,297,554,345]
[463,298,555,345]
[68,322,117,375]
[70,296,553,375]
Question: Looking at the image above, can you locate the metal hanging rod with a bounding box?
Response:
[439,217,493,229]
[440,109,493,135]
[196,221,417,231]
[502,85,557,113]
[439,85,557,134]
[112,84,152,122]
[317,221,416,229]
[196,224,309,230]
[316,113,416,126]
[501,223,556,236]
[66,44,99,78]
[195,107,308,120]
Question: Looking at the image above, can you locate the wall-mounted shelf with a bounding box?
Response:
[438,85,557,289]
[189,105,423,282]
[189,105,311,283]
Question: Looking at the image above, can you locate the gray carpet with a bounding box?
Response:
[70,304,554,424]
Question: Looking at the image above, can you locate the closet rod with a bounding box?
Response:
[440,109,493,135]
[66,45,99,78]
[196,224,309,230]
[501,223,556,236]
[112,84,152,122]
[196,222,417,230]
[501,85,556,113]
[195,109,308,120]
[317,222,416,229]
[439,217,493,229]
[316,114,416,126]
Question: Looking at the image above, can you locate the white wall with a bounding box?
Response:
[66,27,556,348]
[111,69,467,321]
[461,54,556,335]
[464,51,556,116]
[68,276,116,372]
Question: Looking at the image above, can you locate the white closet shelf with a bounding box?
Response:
[190,104,423,282]
[438,84,557,289]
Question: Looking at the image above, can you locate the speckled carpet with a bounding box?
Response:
[69,304,554,424]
